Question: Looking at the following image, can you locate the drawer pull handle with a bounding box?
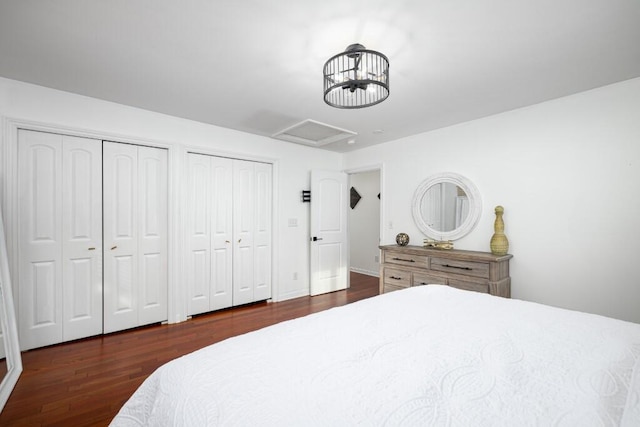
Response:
[442,264,472,271]
[392,257,415,263]
[390,276,402,280]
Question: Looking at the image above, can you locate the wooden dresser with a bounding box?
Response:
[379,245,512,297]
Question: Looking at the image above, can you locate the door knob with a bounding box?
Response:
[88,247,96,251]
[311,236,323,241]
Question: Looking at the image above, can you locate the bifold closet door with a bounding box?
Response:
[18,130,102,350]
[186,154,233,315]
[186,155,271,314]
[233,160,272,306]
[103,142,168,334]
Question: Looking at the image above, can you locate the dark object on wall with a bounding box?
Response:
[301,190,311,203]
[377,193,380,199]
[350,187,362,209]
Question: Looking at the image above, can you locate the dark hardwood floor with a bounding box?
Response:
[1,272,379,426]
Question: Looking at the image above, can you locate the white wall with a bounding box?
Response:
[344,77,640,323]
[3,76,639,325]
[0,77,342,323]
[348,170,380,276]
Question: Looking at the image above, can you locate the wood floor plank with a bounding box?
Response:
[0,272,379,426]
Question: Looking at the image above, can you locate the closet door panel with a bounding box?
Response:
[233,244,253,305]
[186,154,212,315]
[62,136,102,341]
[233,160,255,306]
[253,163,272,301]
[210,157,233,310]
[211,248,231,308]
[18,130,63,350]
[137,147,168,325]
[103,142,138,334]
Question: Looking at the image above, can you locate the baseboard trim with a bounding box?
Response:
[350,267,379,277]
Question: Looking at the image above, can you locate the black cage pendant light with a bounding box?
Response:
[323,43,389,109]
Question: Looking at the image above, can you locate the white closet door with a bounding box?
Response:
[209,156,233,310]
[18,130,102,350]
[103,142,167,333]
[62,136,103,341]
[232,160,272,305]
[253,162,272,302]
[103,142,138,333]
[186,154,233,315]
[186,154,212,315]
[18,130,63,350]
[233,160,256,306]
[137,146,168,325]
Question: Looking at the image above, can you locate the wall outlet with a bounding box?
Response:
[374,255,379,263]
[293,272,298,280]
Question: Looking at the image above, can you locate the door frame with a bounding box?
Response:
[344,164,385,277]
[1,118,183,326]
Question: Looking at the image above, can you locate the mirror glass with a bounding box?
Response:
[412,172,481,241]
[420,182,469,232]
[0,208,22,412]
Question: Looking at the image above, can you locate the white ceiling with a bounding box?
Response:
[1,0,639,153]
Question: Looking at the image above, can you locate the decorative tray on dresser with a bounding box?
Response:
[379,245,512,297]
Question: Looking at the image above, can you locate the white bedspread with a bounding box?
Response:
[111,285,640,426]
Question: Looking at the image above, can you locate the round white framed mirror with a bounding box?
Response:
[411,172,482,241]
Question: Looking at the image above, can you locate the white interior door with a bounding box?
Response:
[187,155,270,312]
[233,160,256,305]
[103,142,167,333]
[253,162,272,302]
[62,136,103,342]
[186,154,233,315]
[232,160,272,306]
[18,130,102,350]
[18,130,63,350]
[186,154,212,315]
[210,156,234,309]
[137,146,168,325]
[310,170,348,296]
[103,142,138,333]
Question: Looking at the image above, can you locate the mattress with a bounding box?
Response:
[111,285,640,426]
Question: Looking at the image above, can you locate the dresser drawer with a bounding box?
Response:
[383,251,429,268]
[383,267,411,288]
[384,283,408,293]
[430,257,489,279]
[448,278,489,294]
[412,272,446,286]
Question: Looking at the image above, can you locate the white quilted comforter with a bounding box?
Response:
[112,285,640,426]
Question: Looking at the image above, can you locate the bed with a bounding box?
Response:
[111,285,640,426]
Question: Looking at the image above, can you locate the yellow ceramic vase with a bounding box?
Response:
[490,205,509,256]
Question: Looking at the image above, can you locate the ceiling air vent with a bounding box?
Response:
[272,119,356,147]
